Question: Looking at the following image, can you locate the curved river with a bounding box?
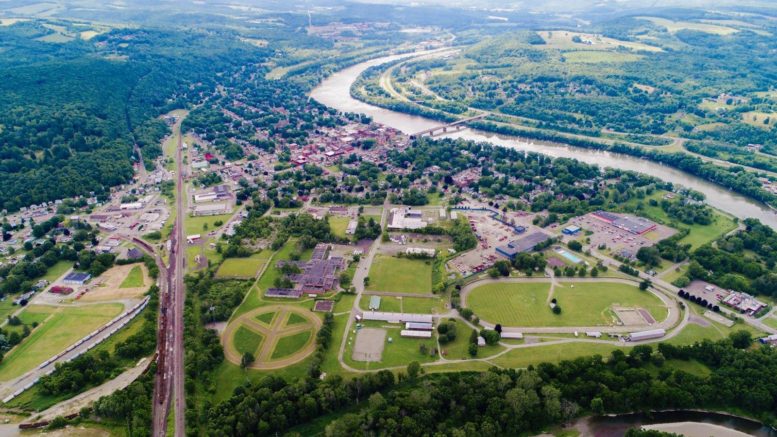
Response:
[310,51,777,229]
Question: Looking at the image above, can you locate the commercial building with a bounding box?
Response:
[592,211,657,235]
[275,244,347,295]
[400,330,432,339]
[496,231,551,260]
[722,291,766,316]
[562,225,581,235]
[627,328,665,342]
[405,322,434,331]
[358,312,433,324]
[387,207,427,230]
[192,203,230,216]
[63,272,91,286]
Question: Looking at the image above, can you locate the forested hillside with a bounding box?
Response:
[0,21,266,212]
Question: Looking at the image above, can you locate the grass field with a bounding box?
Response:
[359,295,446,314]
[41,261,73,283]
[0,303,123,381]
[215,252,270,279]
[367,255,433,294]
[344,321,437,370]
[286,312,308,326]
[272,331,311,360]
[491,342,628,368]
[638,17,738,35]
[184,213,233,236]
[119,266,144,288]
[255,311,276,326]
[234,326,264,356]
[328,216,352,239]
[467,281,667,327]
[763,317,777,330]
[563,51,642,64]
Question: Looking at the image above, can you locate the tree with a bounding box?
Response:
[494,323,502,334]
[407,361,421,379]
[567,240,582,252]
[240,352,255,369]
[637,246,661,267]
[639,279,651,290]
[729,330,752,349]
[552,305,562,315]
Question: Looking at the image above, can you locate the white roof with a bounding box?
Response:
[360,312,433,324]
[400,330,432,338]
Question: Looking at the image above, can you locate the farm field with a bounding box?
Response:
[466,281,667,327]
[0,303,124,381]
[366,255,432,294]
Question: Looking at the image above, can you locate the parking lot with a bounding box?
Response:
[568,213,676,259]
[447,210,539,276]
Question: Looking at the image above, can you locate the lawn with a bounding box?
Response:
[490,342,628,368]
[215,253,269,279]
[763,317,777,330]
[467,281,667,327]
[676,213,737,249]
[119,266,144,288]
[271,330,312,360]
[184,213,233,236]
[255,311,276,326]
[328,216,351,239]
[233,326,264,356]
[359,295,446,314]
[366,255,433,294]
[286,312,308,326]
[344,321,438,370]
[0,303,123,381]
[41,261,73,283]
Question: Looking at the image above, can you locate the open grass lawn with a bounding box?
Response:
[216,255,268,279]
[344,321,438,370]
[360,295,447,314]
[328,216,351,239]
[367,255,432,294]
[255,311,276,326]
[119,265,144,288]
[285,312,308,326]
[441,322,504,360]
[271,330,311,360]
[668,318,764,346]
[563,51,642,64]
[234,326,264,356]
[677,213,737,249]
[763,317,777,330]
[333,293,356,313]
[184,213,233,236]
[358,295,402,313]
[490,342,628,368]
[467,281,666,327]
[0,298,16,322]
[41,260,73,283]
[0,303,123,381]
[7,306,151,412]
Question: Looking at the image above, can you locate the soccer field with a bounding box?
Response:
[467,281,667,327]
[367,255,433,294]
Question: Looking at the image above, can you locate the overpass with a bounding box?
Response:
[411,113,487,138]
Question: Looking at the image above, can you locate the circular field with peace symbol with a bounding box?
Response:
[222,305,322,370]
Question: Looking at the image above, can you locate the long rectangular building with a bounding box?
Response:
[628,328,665,342]
[401,330,433,339]
[359,312,433,324]
[496,231,551,260]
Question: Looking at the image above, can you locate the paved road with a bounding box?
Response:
[22,358,151,425]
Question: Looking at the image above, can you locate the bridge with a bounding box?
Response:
[411,113,487,138]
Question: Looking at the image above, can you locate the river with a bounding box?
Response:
[310,51,777,229]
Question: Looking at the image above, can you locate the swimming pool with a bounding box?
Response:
[557,249,582,264]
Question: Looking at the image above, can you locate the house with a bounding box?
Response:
[562,225,581,235]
